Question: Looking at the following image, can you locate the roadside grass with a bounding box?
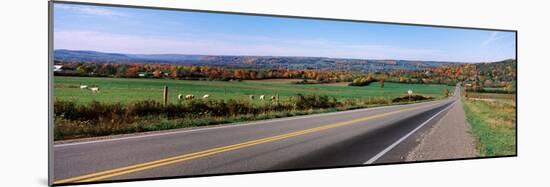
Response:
[55,108,339,140]
[463,98,516,156]
[53,96,431,141]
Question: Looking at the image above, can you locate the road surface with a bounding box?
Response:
[53,86,461,185]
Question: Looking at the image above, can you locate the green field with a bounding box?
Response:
[54,76,454,105]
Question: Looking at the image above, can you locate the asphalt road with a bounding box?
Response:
[53,86,460,185]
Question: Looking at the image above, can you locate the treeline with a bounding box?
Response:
[375,59,515,89]
[53,61,461,86]
[473,59,516,92]
[54,61,359,82]
[460,59,517,93]
[349,75,377,86]
[54,59,517,89]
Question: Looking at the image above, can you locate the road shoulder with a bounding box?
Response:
[405,99,477,161]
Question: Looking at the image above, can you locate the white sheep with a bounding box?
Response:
[203,94,210,99]
[90,87,100,93]
[178,94,184,100]
[80,85,88,89]
[259,95,265,100]
[250,95,255,100]
[270,95,276,101]
[185,94,195,100]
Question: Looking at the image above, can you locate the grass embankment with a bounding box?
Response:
[463,97,516,156]
[54,95,433,141]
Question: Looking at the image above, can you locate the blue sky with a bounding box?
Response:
[54,3,516,63]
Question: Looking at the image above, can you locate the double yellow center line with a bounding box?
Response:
[55,102,440,184]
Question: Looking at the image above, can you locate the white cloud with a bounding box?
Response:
[482,31,514,46]
[55,4,128,17]
[54,30,208,54]
[54,30,446,61]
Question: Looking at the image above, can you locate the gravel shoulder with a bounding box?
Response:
[406,99,477,161]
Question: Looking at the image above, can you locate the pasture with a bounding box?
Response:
[54,76,454,105]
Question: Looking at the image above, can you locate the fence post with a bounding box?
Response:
[163,85,168,106]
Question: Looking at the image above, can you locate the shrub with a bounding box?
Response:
[348,76,376,86]
[363,97,390,105]
[294,94,340,110]
[391,95,433,103]
[128,100,165,117]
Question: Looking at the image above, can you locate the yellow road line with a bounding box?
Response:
[55,102,441,184]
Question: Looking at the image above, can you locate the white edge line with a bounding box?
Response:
[54,99,447,148]
[363,100,457,164]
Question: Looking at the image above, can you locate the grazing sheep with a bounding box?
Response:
[270,95,276,101]
[90,87,100,93]
[250,95,255,100]
[185,94,195,100]
[259,95,265,100]
[80,85,88,89]
[203,94,210,99]
[178,94,184,100]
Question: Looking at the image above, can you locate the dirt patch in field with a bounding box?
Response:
[243,79,305,83]
[322,82,351,86]
[55,84,80,88]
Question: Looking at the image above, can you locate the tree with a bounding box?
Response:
[170,66,179,79]
[76,64,92,74]
[249,71,258,80]
[505,80,516,93]
[153,69,162,78]
[99,64,117,76]
[115,64,128,77]
[126,66,140,77]
[234,69,243,79]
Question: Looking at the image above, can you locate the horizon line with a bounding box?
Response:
[53,49,515,64]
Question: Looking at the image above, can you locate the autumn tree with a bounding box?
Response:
[126,66,140,77]
[504,81,516,93]
[234,69,243,79]
[170,66,179,79]
[249,71,257,80]
[153,69,161,78]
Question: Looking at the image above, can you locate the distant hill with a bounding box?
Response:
[475,59,517,82]
[54,49,462,72]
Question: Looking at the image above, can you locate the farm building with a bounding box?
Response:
[137,72,154,77]
[53,65,63,72]
[53,65,78,74]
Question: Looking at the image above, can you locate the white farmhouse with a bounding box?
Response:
[53,65,63,72]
